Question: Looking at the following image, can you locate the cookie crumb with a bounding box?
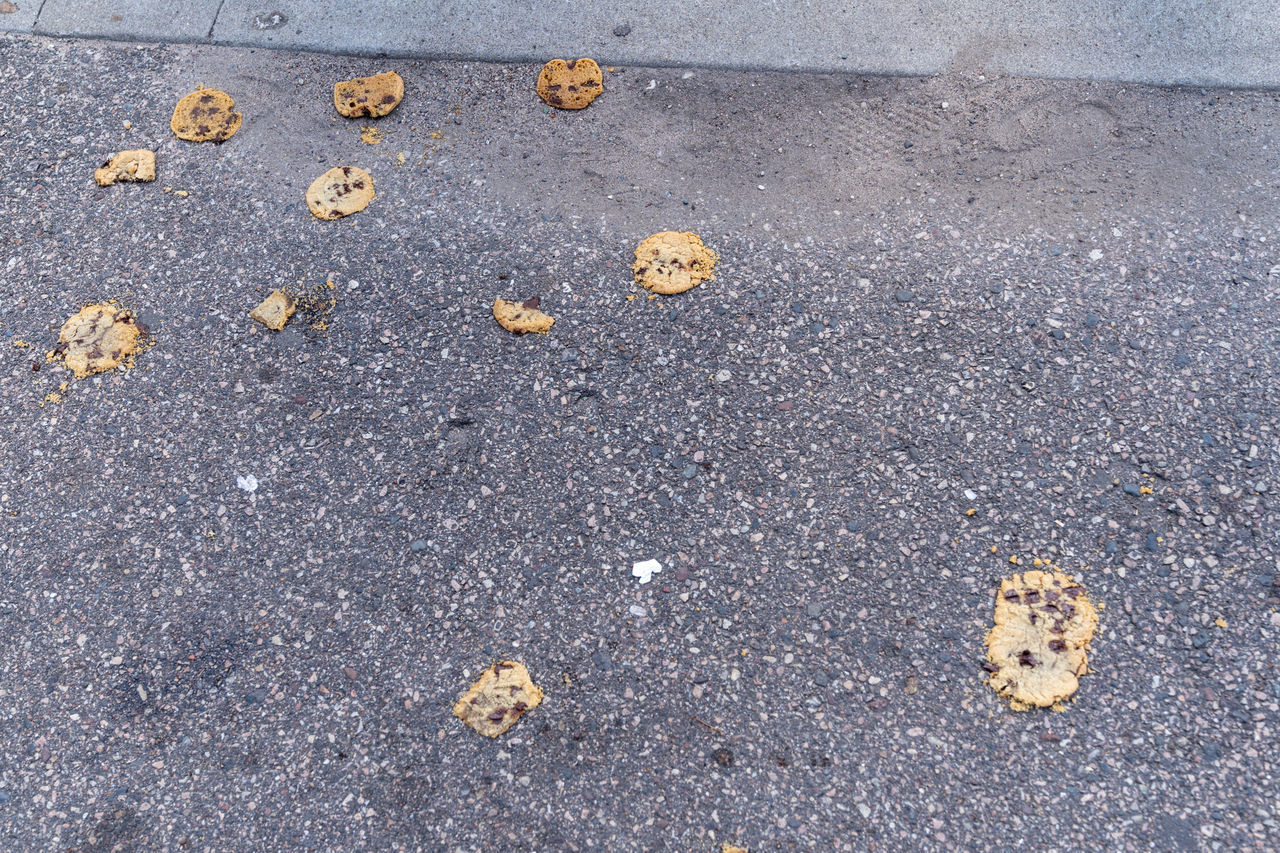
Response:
[334,71,404,118]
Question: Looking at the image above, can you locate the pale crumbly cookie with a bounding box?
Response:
[453,661,544,737]
[53,304,143,379]
[985,570,1099,710]
[632,231,719,295]
[722,845,749,853]
[305,166,375,220]
[94,149,156,186]
[492,296,554,334]
[170,88,242,143]
[536,58,604,110]
[334,71,404,118]
[249,289,296,331]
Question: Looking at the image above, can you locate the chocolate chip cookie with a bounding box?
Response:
[53,304,143,379]
[536,58,604,110]
[453,661,544,737]
[334,71,404,118]
[985,570,1099,710]
[305,166,375,220]
[170,88,242,143]
[632,231,719,294]
[94,149,156,186]
[492,296,554,334]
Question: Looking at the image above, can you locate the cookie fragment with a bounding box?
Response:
[632,231,719,295]
[94,149,156,186]
[453,661,544,737]
[492,297,554,334]
[536,58,604,110]
[53,304,142,379]
[305,166,375,220]
[334,71,404,118]
[985,570,1099,710]
[249,289,296,331]
[170,88,242,143]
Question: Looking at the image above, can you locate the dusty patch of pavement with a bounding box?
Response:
[0,34,1278,851]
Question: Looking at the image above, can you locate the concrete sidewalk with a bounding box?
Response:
[3,0,1279,87]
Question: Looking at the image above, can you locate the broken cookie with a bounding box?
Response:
[334,71,404,118]
[249,289,296,331]
[305,166,375,220]
[453,660,544,737]
[170,88,242,143]
[536,58,604,110]
[985,570,1099,710]
[94,149,156,186]
[492,296,554,334]
[52,303,143,379]
[632,231,719,295]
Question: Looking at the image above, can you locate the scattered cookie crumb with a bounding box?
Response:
[51,303,143,379]
[985,570,1099,710]
[537,58,604,109]
[12,339,30,349]
[334,71,404,118]
[722,845,749,853]
[360,126,383,145]
[94,149,156,186]
[633,231,719,294]
[249,289,296,331]
[453,661,543,737]
[492,297,554,334]
[171,88,242,143]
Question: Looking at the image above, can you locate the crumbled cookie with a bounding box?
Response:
[334,71,404,118]
[305,166,375,220]
[52,304,143,379]
[94,149,156,186]
[536,58,604,110]
[249,289,296,331]
[985,570,1099,710]
[170,88,242,143]
[453,661,544,737]
[492,296,554,334]
[632,231,719,294]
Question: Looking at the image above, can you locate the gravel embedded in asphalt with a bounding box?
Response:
[0,32,1278,852]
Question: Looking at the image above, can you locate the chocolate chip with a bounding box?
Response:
[1003,589,1021,602]
[1048,639,1067,652]
[521,296,540,310]
[1024,590,1041,604]
[200,94,214,103]
[1018,650,1037,668]
[512,701,528,713]
[381,95,396,104]
[546,83,562,90]
[1065,586,1083,599]
[1061,602,1076,618]
[486,709,507,722]
[981,661,1000,673]
[493,662,511,673]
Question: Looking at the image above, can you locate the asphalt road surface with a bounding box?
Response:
[0,33,1278,851]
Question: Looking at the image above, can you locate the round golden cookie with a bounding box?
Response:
[536,58,604,110]
[492,297,554,334]
[985,570,1099,710]
[305,166,375,220]
[632,231,719,294]
[170,88,242,143]
[54,304,142,379]
[333,71,405,118]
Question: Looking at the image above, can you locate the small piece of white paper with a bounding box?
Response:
[236,474,258,493]
[632,559,662,584]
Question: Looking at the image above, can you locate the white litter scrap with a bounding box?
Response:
[632,558,662,584]
[236,474,259,493]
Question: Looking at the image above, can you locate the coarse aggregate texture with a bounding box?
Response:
[1,33,1279,852]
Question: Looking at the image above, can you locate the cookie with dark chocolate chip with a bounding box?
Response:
[492,296,554,334]
[453,661,544,737]
[171,88,242,143]
[985,570,1099,710]
[333,71,404,118]
[632,231,719,295]
[53,303,143,379]
[536,58,604,110]
[305,166,375,220]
